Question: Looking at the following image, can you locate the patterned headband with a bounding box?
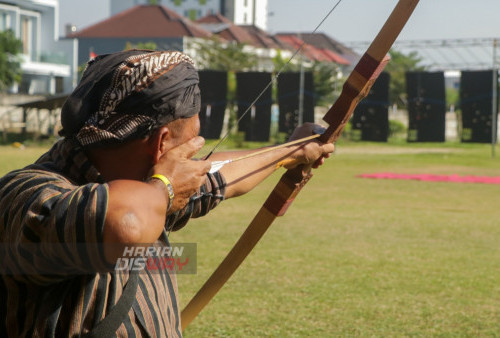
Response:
[60,50,201,146]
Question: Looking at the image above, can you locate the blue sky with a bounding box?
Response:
[267,0,500,41]
[59,0,500,42]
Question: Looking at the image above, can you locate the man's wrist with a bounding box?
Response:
[148,174,175,212]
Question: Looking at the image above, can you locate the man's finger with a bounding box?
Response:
[200,159,211,173]
[321,143,335,155]
[171,136,205,159]
[192,158,211,177]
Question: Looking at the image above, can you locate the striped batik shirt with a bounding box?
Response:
[0,138,226,337]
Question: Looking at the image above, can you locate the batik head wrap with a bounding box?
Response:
[60,49,200,146]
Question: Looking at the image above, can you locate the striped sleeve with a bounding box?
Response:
[165,171,226,231]
[0,169,111,284]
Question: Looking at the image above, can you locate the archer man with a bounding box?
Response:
[0,50,334,337]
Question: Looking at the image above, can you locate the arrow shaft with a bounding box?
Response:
[209,133,321,173]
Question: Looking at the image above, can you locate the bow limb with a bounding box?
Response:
[181,0,420,330]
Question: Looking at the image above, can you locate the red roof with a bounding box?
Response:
[275,34,350,65]
[319,49,350,65]
[196,13,254,44]
[275,35,305,51]
[68,5,212,38]
[238,25,281,49]
[196,12,229,25]
[197,14,283,49]
[278,32,357,65]
[274,35,319,61]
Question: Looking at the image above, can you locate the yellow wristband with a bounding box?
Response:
[150,174,175,211]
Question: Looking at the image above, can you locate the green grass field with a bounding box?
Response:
[1,141,499,336]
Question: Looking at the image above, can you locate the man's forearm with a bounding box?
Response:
[210,146,302,199]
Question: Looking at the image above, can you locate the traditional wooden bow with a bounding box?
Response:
[181,0,420,330]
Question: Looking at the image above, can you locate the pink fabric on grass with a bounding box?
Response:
[358,173,500,185]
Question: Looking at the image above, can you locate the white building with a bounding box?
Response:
[0,0,75,95]
[110,0,269,30]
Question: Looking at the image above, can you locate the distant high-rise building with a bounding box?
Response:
[110,0,268,30]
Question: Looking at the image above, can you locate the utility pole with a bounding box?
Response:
[492,39,498,158]
[298,33,305,126]
[298,54,305,126]
[252,0,256,26]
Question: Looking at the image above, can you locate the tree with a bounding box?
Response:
[311,61,342,107]
[124,41,157,51]
[384,49,426,107]
[272,51,342,108]
[271,49,300,72]
[189,36,258,72]
[188,37,259,137]
[0,29,23,91]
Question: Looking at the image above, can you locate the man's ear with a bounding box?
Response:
[148,126,171,164]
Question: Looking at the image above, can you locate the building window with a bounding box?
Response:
[19,14,38,59]
[244,0,248,6]
[0,11,11,30]
[55,77,64,94]
[21,16,32,55]
[244,13,247,23]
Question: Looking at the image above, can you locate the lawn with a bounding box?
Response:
[1,141,499,336]
[0,145,49,174]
